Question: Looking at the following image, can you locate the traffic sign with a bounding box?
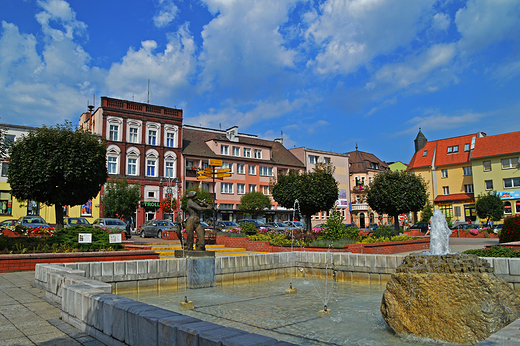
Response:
[209,159,222,166]
[214,168,232,173]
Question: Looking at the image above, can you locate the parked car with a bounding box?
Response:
[237,219,268,229]
[0,219,17,227]
[200,221,215,232]
[92,218,131,239]
[452,223,474,230]
[344,223,358,229]
[494,224,503,234]
[63,217,90,227]
[285,221,305,229]
[265,222,292,230]
[214,221,240,232]
[410,222,429,233]
[16,216,50,228]
[367,223,379,232]
[139,220,178,238]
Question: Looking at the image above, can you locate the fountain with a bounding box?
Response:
[285,199,300,295]
[381,209,520,344]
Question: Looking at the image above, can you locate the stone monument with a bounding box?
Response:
[381,210,520,344]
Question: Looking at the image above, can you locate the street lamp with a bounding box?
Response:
[159,176,180,223]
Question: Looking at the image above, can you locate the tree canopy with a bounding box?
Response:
[100,177,141,221]
[366,170,428,231]
[8,122,108,230]
[475,192,504,226]
[238,191,271,217]
[271,163,338,233]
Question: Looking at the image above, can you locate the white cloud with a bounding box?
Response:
[153,0,179,28]
[398,110,484,135]
[455,0,520,54]
[432,12,450,32]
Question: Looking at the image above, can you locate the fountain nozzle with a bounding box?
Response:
[324,305,327,311]
[184,296,188,303]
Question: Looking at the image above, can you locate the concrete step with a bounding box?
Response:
[151,244,225,251]
[155,247,248,255]
[159,251,267,258]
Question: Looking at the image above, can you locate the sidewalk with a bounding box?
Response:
[0,271,105,346]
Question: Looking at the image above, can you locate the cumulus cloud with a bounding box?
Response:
[432,12,450,32]
[398,109,485,135]
[153,0,179,28]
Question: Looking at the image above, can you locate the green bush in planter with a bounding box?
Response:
[372,225,400,239]
[47,226,123,251]
[240,222,258,236]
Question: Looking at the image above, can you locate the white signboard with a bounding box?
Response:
[109,233,122,244]
[78,233,92,243]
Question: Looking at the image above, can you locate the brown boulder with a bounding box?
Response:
[381,254,520,345]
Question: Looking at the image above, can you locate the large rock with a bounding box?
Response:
[381,254,520,345]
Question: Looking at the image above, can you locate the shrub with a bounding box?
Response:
[307,238,356,248]
[46,225,124,251]
[372,225,400,239]
[360,235,414,243]
[240,222,258,236]
[464,246,520,258]
[322,206,346,240]
[499,215,520,243]
[345,226,361,242]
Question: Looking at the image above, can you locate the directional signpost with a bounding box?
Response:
[196,160,232,229]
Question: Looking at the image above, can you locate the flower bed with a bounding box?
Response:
[1,226,55,237]
[450,228,498,238]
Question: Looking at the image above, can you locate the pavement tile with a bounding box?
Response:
[0,337,34,346]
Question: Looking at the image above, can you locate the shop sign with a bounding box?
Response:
[498,190,520,199]
[141,201,161,208]
[335,199,349,208]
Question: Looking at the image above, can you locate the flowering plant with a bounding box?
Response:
[470,229,479,235]
[352,185,368,193]
[160,198,177,213]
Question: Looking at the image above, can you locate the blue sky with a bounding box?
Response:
[1,0,519,164]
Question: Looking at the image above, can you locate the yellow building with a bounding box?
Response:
[0,123,101,226]
[407,130,486,225]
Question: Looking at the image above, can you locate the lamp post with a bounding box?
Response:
[159,176,180,223]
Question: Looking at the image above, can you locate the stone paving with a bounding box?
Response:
[0,271,105,346]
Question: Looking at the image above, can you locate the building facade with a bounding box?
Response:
[407,130,486,225]
[344,146,390,228]
[182,125,305,223]
[471,131,520,220]
[79,97,183,229]
[289,147,351,226]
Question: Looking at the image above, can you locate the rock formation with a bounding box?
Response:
[381,254,520,345]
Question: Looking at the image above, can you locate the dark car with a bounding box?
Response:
[63,217,90,227]
[139,220,178,238]
[237,219,268,229]
[92,218,131,239]
[16,216,50,228]
[265,222,292,230]
[410,222,429,233]
[285,221,305,229]
[344,223,358,229]
[0,219,17,227]
[214,221,240,232]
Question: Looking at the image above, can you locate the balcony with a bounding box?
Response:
[351,203,369,211]
[352,185,368,193]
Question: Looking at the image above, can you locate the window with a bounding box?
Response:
[107,156,117,174]
[464,143,470,152]
[165,160,175,177]
[148,191,156,198]
[147,159,156,177]
[148,130,157,145]
[463,166,472,176]
[232,146,240,156]
[309,155,318,164]
[237,184,245,194]
[439,204,453,219]
[243,148,251,158]
[248,165,256,175]
[516,201,520,213]
[259,166,272,176]
[0,191,12,215]
[441,169,448,178]
[127,158,137,176]
[254,149,262,159]
[443,186,449,195]
[422,150,427,157]
[129,127,138,143]
[221,183,233,194]
[1,162,8,177]
[505,201,512,214]
[221,145,229,155]
[324,157,330,164]
[237,164,245,174]
[261,185,270,195]
[483,160,491,171]
[166,132,175,147]
[485,180,493,190]
[27,201,39,216]
[447,145,459,154]
[109,125,119,141]
[4,134,15,146]
[249,184,256,192]
[504,177,520,189]
[502,157,519,169]
[222,162,233,173]
[464,184,474,193]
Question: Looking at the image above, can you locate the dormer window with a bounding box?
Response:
[422,150,427,157]
[447,145,459,154]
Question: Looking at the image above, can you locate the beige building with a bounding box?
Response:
[289,147,351,226]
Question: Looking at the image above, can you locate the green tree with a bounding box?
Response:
[8,122,107,230]
[366,170,428,231]
[180,187,213,216]
[239,191,271,217]
[271,163,339,234]
[100,177,142,221]
[324,205,346,240]
[475,192,504,226]
[420,203,434,222]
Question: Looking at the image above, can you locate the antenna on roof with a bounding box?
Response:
[147,79,150,104]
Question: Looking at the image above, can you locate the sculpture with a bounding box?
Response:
[183,190,213,251]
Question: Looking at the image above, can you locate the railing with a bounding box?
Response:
[351,203,369,211]
[102,98,182,118]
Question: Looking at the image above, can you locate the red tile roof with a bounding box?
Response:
[408,133,478,169]
[471,131,520,159]
[434,193,474,202]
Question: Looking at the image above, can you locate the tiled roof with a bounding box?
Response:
[344,150,388,173]
[434,193,474,202]
[408,133,478,169]
[472,131,520,159]
[182,127,305,168]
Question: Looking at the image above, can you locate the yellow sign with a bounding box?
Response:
[214,168,232,173]
[215,173,232,178]
[197,175,223,180]
[209,159,222,166]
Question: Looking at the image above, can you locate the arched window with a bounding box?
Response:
[164,125,178,148]
[107,145,121,175]
[164,151,177,178]
[126,147,140,176]
[127,120,142,144]
[504,201,512,214]
[107,117,122,141]
[146,122,160,146]
[145,149,159,177]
